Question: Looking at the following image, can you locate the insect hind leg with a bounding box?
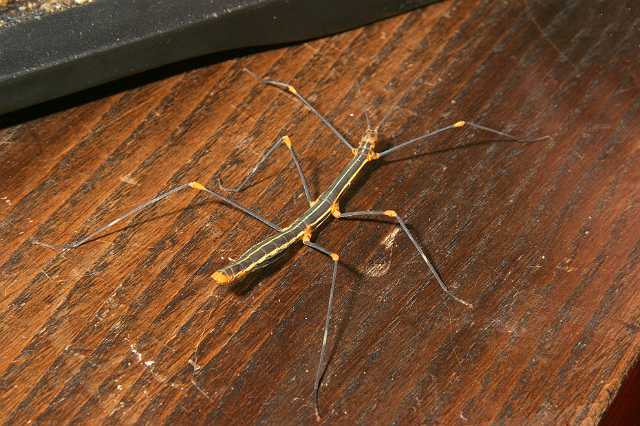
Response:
[35,181,282,251]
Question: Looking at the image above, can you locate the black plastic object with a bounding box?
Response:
[0,0,441,115]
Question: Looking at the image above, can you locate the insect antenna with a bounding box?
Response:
[364,110,372,130]
[375,103,399,132]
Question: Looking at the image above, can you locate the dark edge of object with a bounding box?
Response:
[0,0,441,115]
[600,355,640,425]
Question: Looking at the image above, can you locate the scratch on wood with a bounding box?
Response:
[365,227,401,277]
[556,258,576,273]
[188,359,203,372]
[191,379,212,401]
[129,344,178,387]
[382,227,401,250]
[524,0,579,73]
[119,175,139,185]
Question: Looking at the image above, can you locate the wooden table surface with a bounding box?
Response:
[1,1,639,424]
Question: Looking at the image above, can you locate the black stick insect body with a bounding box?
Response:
[48,70,544,419]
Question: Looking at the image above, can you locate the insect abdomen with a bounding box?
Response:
[212,229,303,284]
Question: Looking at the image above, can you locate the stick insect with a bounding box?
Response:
[49,69,544,418]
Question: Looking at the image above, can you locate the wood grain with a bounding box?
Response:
[1,0,639,424]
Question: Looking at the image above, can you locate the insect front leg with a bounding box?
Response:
[378,121,549,158]
[243,68,355,152]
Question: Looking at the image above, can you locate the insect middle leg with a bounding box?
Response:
[218,135,313,204]
[301,238,339,419]
[48,181,282,250]
[334,207,473,308]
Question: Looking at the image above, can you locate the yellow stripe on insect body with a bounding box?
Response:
[212,229,306,284]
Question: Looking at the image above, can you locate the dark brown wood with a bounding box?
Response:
[1,1,639,424]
